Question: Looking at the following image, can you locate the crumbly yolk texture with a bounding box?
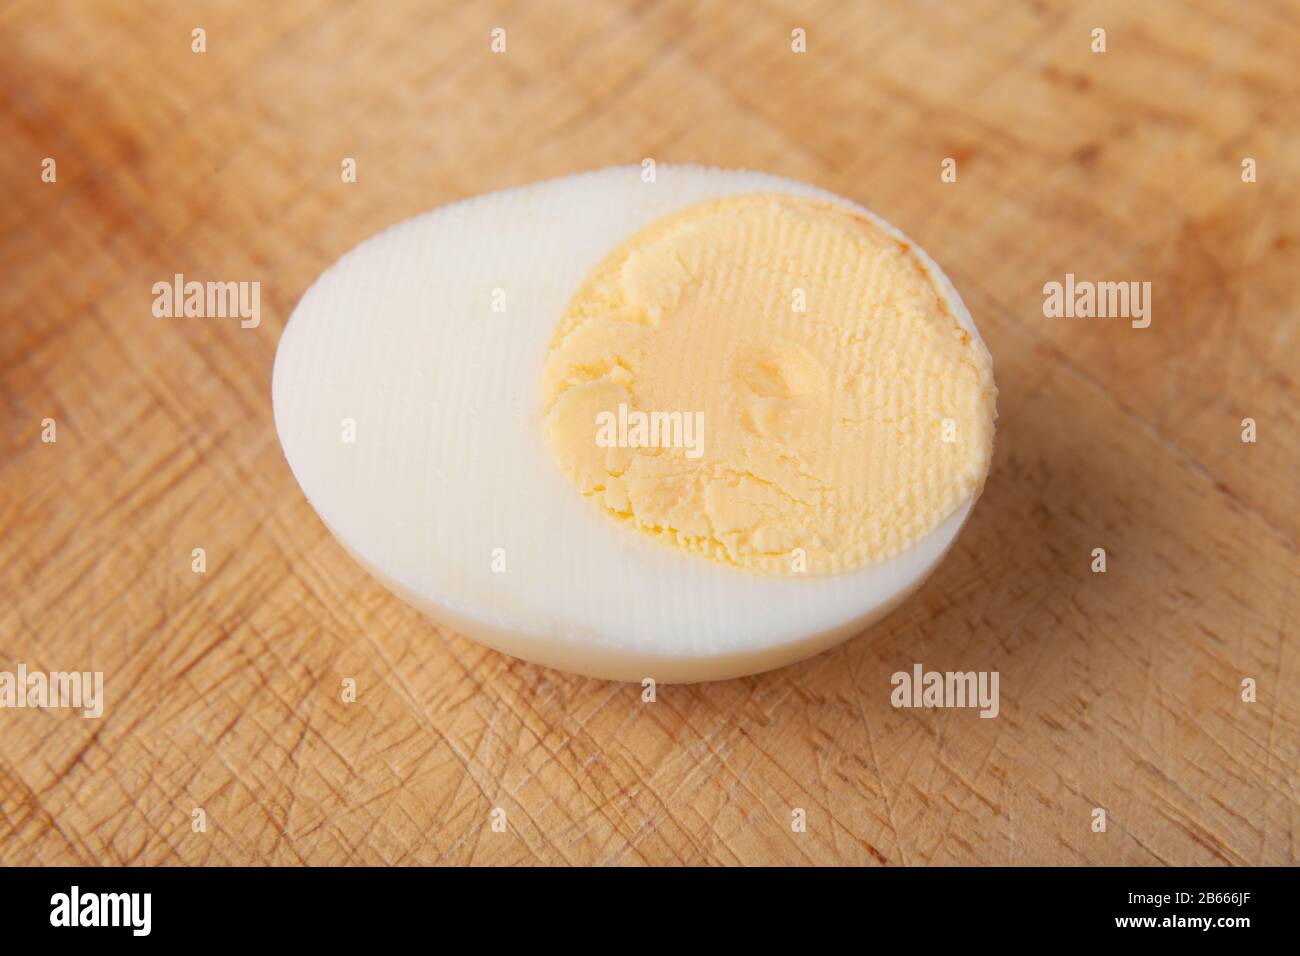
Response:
[541,194,996,575]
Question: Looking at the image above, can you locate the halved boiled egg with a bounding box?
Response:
[272,165,996,683]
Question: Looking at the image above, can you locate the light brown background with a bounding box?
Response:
[1,0,1296,865]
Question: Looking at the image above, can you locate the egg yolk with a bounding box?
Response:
[541,194,996,575]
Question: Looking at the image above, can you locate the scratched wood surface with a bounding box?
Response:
[1,0,1297,866]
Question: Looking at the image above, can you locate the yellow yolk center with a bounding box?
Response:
[541,194,996,575]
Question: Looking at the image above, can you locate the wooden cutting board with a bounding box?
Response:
[2,0,1296,865]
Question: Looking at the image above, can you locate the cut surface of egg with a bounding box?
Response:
[272,165,997,683]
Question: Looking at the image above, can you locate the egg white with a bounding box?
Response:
[272,165,988,682]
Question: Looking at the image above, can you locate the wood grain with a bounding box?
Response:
[1,0,1296,865]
